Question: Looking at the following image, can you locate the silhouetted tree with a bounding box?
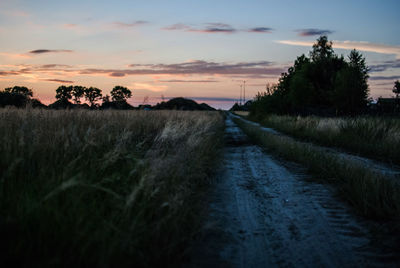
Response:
[250,36,370,116]
[309,38,345,108]
[84,87,102,107]
[72,86,86,104]
[331,50,369,114]
[0,91,28,107]
[4,86,33,98]
[289,66,316,110]
[348,49,369,77]
[310,36,334,62]
[393,80,400,98]
[55,86,73,101]
[111,86,132,102]
[102,94,111,103]
[230,103,241,111]
[1,86,46,108]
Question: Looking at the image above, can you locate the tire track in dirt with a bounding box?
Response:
[187,116,398,267]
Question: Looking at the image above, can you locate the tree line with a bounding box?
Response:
[0,85,133,109]
[52,85,132,109]
[251,36,372,116]
[0,85,217,111]
[394,80,400,98]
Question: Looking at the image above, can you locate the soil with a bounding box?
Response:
[186,116,399,267]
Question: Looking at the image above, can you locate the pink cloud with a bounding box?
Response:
[0,60,286,81]
[63,23,78,29]
[0,52,32,59]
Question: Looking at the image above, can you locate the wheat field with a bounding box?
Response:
[0,108,224,267]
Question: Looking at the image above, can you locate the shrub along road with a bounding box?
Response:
[187,115,398,267]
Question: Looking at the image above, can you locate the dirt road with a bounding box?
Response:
[187,116,398,267]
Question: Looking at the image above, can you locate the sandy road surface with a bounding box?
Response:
[187,116,398,267]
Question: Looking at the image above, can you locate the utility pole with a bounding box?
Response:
[239,85,243,105]
[243,80,246,104]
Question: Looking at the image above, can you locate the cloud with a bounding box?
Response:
[0,60,286,79]
[38,64,72,69]
[29,49,74,54]
[369,75,400,81]
[112,20,149,28]
[125,60,283,77]
[191,97,238,102]
[296,28,334,36]
[372,82,396,86]
[158,79,219,83]
[60,23,89,34]
[199,23,236,33]
[277,40,319,47]
[132,83,167,92]
[277,40,400,58]
[109,72,126,77]
[63,23,78,28]
[42,79,74,83]
[0,52,32,59]
[0,64,72,77]
[0,71,19,76]
[193,97,237,101]
[369,59,400,72]
[162,23,190,31]
[163,23,236,33]
[163,23,276,34]
[248,27,273,33]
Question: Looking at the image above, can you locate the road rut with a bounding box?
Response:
[187,116,398,267]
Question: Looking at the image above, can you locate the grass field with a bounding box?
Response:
[0,108,224,267]
[248,114,400,166]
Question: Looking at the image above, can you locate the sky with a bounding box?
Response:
[0,0,399,109]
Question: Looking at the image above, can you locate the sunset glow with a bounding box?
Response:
[0,0,399,109]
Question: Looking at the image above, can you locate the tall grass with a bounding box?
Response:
[232,111,250,117]
[0,108,224,267]
[233,116,400,220]
[250,114,400,165]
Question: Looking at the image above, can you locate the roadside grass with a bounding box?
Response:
[233,115,400,220]
[0,108,224,267]
[233,111,250,117]
[248,114,400,166]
